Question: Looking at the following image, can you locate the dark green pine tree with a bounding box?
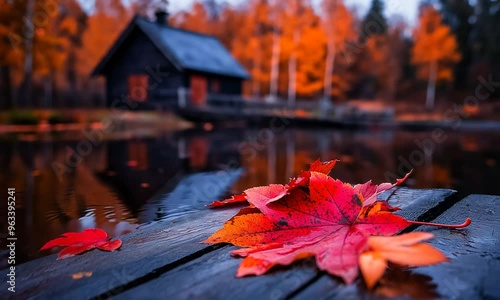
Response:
[437,0,474,88]
[472,0,500,94]
[360,0,388,42]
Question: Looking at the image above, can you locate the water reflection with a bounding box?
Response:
[1,128,500,264]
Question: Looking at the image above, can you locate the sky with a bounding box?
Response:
[170,0,420,26]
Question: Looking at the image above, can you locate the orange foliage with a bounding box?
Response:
[411,5,461,83]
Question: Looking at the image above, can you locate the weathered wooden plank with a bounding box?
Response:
[112,247,320,300]
[109,188,456,300]
[294,194,500,300]
[0,206,241,300]
[410,194,500,300]
[384,188,457,222]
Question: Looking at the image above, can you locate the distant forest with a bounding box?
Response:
[0,0,499,109]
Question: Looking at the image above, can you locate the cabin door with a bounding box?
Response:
[190,75,207,106]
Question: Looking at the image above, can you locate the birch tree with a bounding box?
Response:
[267,0,285,102]
[320,0,356,106]
[284,0,308,106]
[412,5,460,110]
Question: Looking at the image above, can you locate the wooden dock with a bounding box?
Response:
[3,188,500,299]
[173,91,396,129]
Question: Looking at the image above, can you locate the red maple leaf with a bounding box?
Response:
[209,193,247,207]
[205,171,410,283]
[40,228,122,260]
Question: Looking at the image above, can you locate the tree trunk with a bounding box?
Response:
[67,50,78,101]
[269,5,282,103]
[426,60,438,111]
[322,0,338,109]
[1,65,13,109]
[43,72,54,108]
[288,28,300,106]
[19,0,36,108]
[252,41,261,99]
[323,41,336,107]
[252,22,262,99]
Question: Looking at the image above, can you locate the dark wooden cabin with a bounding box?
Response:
[92,11,249,109]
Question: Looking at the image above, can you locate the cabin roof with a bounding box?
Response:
[93,16,250,79]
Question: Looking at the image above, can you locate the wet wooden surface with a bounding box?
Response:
[3,188,500,300]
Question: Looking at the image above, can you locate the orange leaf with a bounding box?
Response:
[359,252,388,289]
[359,233,448,288]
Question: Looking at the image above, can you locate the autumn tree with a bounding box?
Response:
[412,5,460,110]
[46,0,88,106]
[229,0,275,97]
[17,0,36,106]
[77,0,131,103]
[130,0,169,18]
[280,0,310,104]
[355,15,408,101]
[0,0,24,108]
[321,0,357,105]
[295,14,327,98]
[0,0,67,107]
[267,0,284,102]
[216,5,246,50]
[172,1,214,35]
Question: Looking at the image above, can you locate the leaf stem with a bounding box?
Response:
[408,218,471,229]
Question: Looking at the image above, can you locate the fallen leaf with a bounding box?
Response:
[209,193,247,207]
[71,272,93,280]
[40,228,122,260]
[205,171,410,283]
[359,232,448,289]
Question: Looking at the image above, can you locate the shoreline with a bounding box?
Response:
[1,118,500,134]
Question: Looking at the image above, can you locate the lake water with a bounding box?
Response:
[1,127,500,265]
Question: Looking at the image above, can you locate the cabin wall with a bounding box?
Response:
[102,28,184,109]
[219,77,243,95]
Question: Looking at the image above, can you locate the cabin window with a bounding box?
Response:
[128,74,149,102]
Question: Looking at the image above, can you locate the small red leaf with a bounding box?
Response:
[40,228,122,260]
[209,193,247,207]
